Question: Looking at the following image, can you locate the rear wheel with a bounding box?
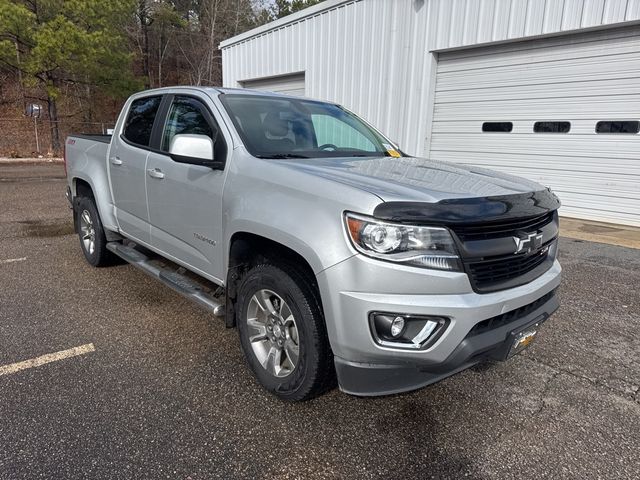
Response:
[237,262,335,401]
[76,196,114,267]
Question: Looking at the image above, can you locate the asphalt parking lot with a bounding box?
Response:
[1,163,639,479]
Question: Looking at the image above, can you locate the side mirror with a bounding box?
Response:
[169,134,223,169]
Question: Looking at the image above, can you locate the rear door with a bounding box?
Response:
[109,95,163,243]
[145,94,229,281]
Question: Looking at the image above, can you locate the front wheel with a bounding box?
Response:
[236,263,335,401]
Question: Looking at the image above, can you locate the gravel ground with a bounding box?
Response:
[0,164,638,479]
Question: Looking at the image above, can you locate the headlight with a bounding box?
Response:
[344,212,462,271]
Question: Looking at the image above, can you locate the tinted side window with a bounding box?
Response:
[123,96,162,146]
[534,121,571,133]
[595,121,640,134]
[482,122,513,132]
[162,96,217,151]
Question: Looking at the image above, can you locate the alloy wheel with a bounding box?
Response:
[79,209,96,256]
[246,289,300,378]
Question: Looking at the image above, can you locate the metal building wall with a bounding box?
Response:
[221,0,414,150]
[221,0,640,156]
[428,0,640,50]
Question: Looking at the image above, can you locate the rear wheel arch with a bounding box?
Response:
[73,177,94,200]
[71,178,95,234]
[72,176,121,242]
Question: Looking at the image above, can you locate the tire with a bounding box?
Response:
[76,196,115,267]
[236,262,335,401]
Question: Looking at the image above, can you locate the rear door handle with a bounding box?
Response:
[110,157,122,165]
[147,168,165,179]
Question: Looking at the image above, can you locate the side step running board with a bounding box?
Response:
[107,242,225,318]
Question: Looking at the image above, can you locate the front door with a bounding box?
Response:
[146,95,228,281]
[109,95,163,243]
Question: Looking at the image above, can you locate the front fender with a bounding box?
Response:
[222,154,382,277]
[224,219,329,275]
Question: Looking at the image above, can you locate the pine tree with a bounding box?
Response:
[272,0,324,19]
[0,0,141,152]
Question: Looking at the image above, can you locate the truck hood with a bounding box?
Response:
[276,156,545,203]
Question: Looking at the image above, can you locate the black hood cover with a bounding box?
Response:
[373,189,561,225]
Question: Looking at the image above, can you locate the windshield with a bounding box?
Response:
[219,94,399,159]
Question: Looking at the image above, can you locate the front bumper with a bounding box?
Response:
[335,290,558,396]
[316,255,561,396]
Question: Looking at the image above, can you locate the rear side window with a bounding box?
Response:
[534,121,571,133]
[595,121,640,134]
[482,122,513,132]
[123,96,162,146]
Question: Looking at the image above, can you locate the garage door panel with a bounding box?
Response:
[434,96,640,120]
[556,204,637,225]
[431,120,629,135]
[429,151,639,176]
[241,73,306,96]
[436,54,640,91]
[440,25,640,60]
[435,67,640,92]
[431,27,640,226]
[549,193,640,215]
[425,160,640,200]
[434,79,640,103]
[438,33,640,73]
[430,134,639,160]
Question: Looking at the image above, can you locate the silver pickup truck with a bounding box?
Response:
[64,86,561,401]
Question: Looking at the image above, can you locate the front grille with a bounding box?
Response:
[451,211,555,242]
[466,289,556,338]
[465,240,554,292]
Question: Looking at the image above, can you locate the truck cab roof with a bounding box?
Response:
[128,85,306,100]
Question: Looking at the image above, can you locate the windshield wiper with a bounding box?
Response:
[255,153,310,159]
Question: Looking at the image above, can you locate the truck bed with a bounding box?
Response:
[66,135,110,168]
[65,134,118,232]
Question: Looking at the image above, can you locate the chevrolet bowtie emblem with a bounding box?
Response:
[513,232,543,254]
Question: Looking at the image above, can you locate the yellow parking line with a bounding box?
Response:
[0,343,95,376]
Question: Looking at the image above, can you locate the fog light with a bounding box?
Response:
[371,312,448,349]
[390,316,405,337]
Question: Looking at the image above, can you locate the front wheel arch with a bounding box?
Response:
[225,232,321,329]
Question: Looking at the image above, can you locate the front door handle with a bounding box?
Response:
[147,168,165,179]
[110,157,123,165]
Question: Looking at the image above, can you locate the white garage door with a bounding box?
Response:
[241,73,306,97]
[430,27,640,227]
